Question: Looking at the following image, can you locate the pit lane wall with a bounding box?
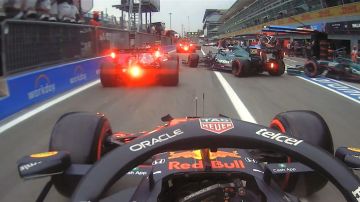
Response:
[0,57,105,121]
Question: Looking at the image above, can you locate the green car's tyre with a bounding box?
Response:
[232,59,249,77]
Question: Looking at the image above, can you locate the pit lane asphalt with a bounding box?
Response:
[0,48,359,202]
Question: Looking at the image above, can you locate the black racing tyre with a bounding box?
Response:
[270,110,334,197]
[160,60,179,86]
[232,60,249,77]
[268,59,285,76]
[49,112,113,197]
[304,59,323,78]
[188,54,199,67]
[100,62,118,87]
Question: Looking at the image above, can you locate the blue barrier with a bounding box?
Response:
[0,57,106,120]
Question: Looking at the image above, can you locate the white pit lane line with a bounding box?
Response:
[0,80,100,134]
[214,72,257,123]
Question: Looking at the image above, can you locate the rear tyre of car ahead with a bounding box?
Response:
[160,60,179,86]
[232,60,249,77]
[188,54,199,67]
[270,110,334,197]
[304,59,323,78]
[268,59,285,76]
[100,62,118,87]
[49,112,113,197]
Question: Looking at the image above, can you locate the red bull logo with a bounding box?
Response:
[169,160,245,170]
[168,150,244,171]
[199,118,234,134]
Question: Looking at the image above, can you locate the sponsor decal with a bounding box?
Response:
[253,169,264,173]
[152,159,166,165]
[168,159,245,170]
[169,150,240,160]
[27,74,56,100]
[245,157,258,163]
[199,118,234,134]
[69,65,87,84]
[256,129,303,146]
[272,163,296,173]
[217,59,230,64]
[19,161,42,172]
[126,167,147,176]
[352,186,360,201]
[349,147,360,153]
[168,150,244,171]
[30,151,58,158]
[352,23,360,28]
[129,129,184,152]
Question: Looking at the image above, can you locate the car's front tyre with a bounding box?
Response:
[49,112,113,197]
[270,110,334,197]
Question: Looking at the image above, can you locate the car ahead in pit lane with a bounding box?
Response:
[176,39,200,53]
[190,45,285,77]
[100,46,179,87]
[17,111,360,202]
[304,57,360,82]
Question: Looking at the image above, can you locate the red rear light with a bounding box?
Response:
[270,62,274,69]
[110,52,116,59]
[179,43,183,47]
[184,46,189,51]
[154,50,161,58]
[129,66,142,78]
[190,44,193,47]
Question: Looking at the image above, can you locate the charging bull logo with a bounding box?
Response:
[27,74,56,100]
[199,118,234,134]
[69,65,87,84]
[168,150,244,171]
[168,150,240,160]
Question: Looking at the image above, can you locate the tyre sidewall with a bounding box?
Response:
[49,112,113,197]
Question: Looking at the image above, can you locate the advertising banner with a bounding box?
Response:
[0,57,105,120]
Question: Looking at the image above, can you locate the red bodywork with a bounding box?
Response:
[176,41,196,53]
[102,49,172,85]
